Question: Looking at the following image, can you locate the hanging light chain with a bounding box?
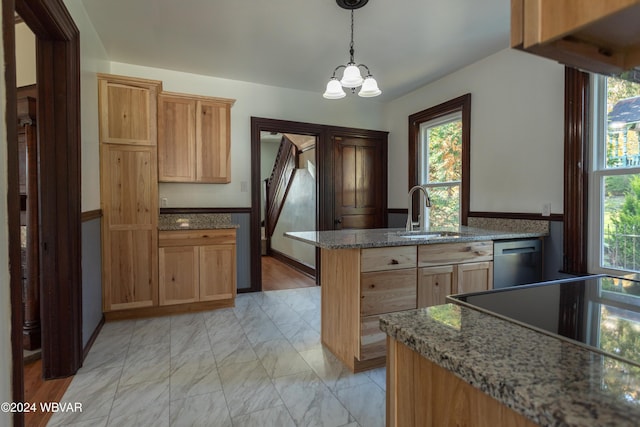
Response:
[349,10,355,63]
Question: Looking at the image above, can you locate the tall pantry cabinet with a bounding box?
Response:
[98,74,162,312]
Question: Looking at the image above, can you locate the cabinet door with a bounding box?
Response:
[99,79,158,146]
[101,144,158,311]
[103,229,157,311]
[196,100,231,183]
[360,315,386,361]
[159,246,199,306]
[158,95,196,182]
[418,265,454,308]
[199,244,236,301]
[360,269,416,316]
[456,261,493,294]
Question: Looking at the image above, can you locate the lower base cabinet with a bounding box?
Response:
[159,229,236,306]
[387,337,537,427]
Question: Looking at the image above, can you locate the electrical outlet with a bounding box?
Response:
[542,202,551,217]
[161,197,168,207]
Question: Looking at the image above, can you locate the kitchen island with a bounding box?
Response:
[380,275,640,427]
[286,226,547,372]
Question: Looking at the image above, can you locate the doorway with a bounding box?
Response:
[250,117,389,292]
[5,0,83,425]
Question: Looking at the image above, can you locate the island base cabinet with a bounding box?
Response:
[387,337,538,427]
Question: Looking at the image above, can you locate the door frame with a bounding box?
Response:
[250,117,389,292]
[250,117,326,292]
[5,0,82,422]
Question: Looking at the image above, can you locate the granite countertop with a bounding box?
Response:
[158,213,239,231]
[285,226,547,249]
[379,304,640,427]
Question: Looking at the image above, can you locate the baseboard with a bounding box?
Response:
[269,249,316,278]
[83,315,105,361]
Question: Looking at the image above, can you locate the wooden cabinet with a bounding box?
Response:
[417,242,493,309]
[99,74,162,313]
[387,337,538,427]
[512,0,640,75]
[158,229,236,306]
[158,92,235,183]
[98,74,161,146]
[100,143,159,311]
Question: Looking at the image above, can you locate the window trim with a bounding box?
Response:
[588,74,640,275]
[409,93,471,225]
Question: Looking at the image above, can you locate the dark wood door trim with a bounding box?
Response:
[4,1,24,425]
[250,118,388,291]
[7,1,82,408]
[563,67,590,274]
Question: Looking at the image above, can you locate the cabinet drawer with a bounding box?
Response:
[361,246,416,272]
[159,229,236,247]
[418,241,493,267]
[360,315,386,361]
[361,269,416,316]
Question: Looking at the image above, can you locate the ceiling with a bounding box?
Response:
[80,0,511,102]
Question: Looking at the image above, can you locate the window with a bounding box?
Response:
[589,75,640,274]
[418,112,462,227]
[409,94,470,227]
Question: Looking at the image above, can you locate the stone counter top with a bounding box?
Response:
[379,304,640,427]
[158,213,238,231]
[285,226,547,249]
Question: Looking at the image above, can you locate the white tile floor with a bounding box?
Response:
[47,287,386,427]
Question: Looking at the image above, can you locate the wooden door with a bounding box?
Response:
[456,261,493,294]
[158,95,196,181]
[159,246,199,305]
[196,100,231,183]
[98,77,159,146]
[418,265,454,308]
[101,144,158,311]
[333,136,385,229]
[199,244,236,301]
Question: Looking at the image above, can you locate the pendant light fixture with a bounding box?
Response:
[323,0,381,99]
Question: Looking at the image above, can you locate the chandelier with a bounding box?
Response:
[323,0,381,99]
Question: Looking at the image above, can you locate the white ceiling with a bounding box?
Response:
[80,0,511,102]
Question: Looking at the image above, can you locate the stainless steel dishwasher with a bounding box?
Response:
[493,239,542,289]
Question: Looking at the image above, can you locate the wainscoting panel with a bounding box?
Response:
[81,217,103,347]
[231,212,251,290]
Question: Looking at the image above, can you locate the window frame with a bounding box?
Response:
[408,93,471,225]
[588,74,640,275]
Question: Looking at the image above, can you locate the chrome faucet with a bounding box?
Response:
[406,185,432,232]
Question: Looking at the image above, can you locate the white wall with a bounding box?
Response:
[64,0,110,211]
[15,22,35,87]
[384,48,565,215]
[110,62,386,208]
[0,10,13,426]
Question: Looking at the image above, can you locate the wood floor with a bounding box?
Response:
[24,358,73,427]
[262,255,316,291]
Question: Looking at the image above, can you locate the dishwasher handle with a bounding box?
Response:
[501,246,537,255]
[494,239,541,256]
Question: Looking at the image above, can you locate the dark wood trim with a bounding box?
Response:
[563,67,590,274]
[82,316,105,360]
[251,117,326,292]
[468,211,564,222]
[14,0,83,380]
[17,83,36,98]
[160,207,251,214]
[268,248,316,278]
[388,208,408,214]
[408,93,471,225]
[81,209,102,222]
[4,0,24,425]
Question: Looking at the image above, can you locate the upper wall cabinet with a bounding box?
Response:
[158,92,235,183]
[98,74,162,146]
[511,0,640,75]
